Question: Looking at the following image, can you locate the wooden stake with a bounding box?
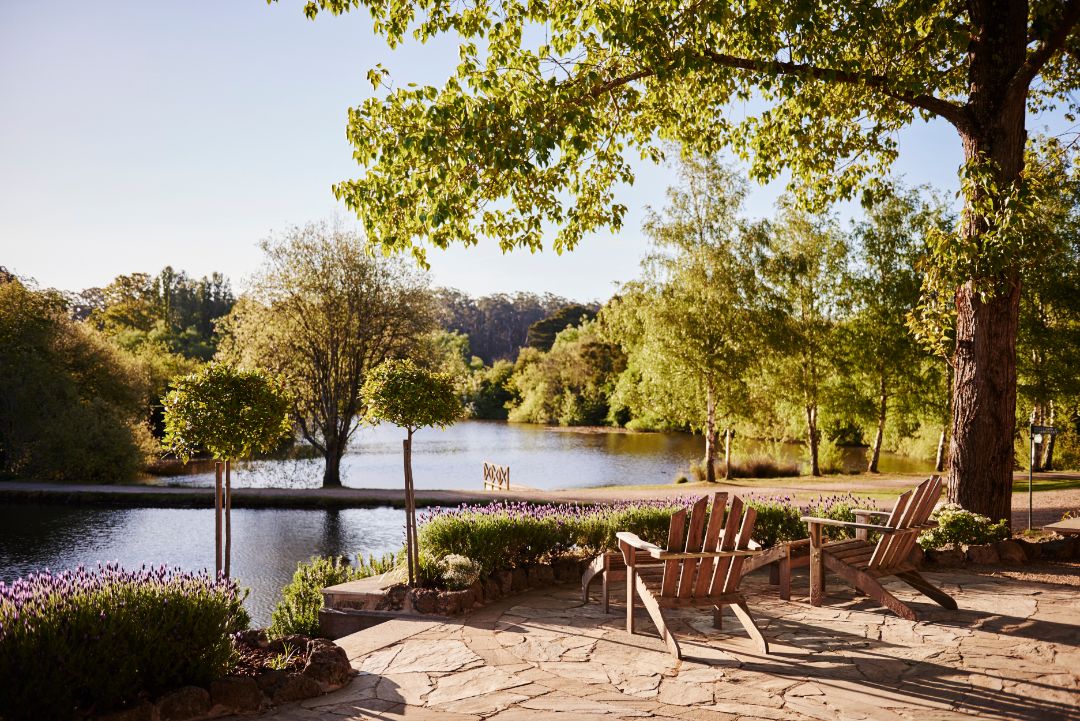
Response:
[215,461,222,576]
[224,459,232,579]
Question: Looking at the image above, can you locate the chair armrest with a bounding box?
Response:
[615,532,761,562]
[800,516,899,533]
[615,532,664,559]
[853,509,892,518]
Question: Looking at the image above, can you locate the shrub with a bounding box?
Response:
[745,494,876,547]
[918,503,1010,548]
[688,457,800,481]
[268,554,395,638]
[438,554,483,590]
[0,564,248,721]
[418,499,695,575]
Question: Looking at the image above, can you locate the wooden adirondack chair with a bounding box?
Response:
[615,493,769,659]
[799,475,957,621]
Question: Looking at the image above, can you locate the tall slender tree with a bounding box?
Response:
[282,0,1080,522]
[605,157,762,480]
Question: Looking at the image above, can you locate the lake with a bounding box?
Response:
[0,504,405,627]
[154,420,934,490]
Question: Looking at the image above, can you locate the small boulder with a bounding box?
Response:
[496,570,513,595]
[411,588,439,615]
[234,628,269,649]
[303,639,353,690]
[483,576,502,601]
[210,676,263,714]
[925,547,965,567]
[528,564,556,587]
[553,559,581,583]
[995,539,1027,564]
[271,674,323,704]
[255,669,289,694]
[964,543,1000,565]
[157,686,211,721]
[377,584,408,611]
[1015,538,1042,560]
[1041,537,1076,561]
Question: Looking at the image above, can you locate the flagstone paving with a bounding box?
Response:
[251,568,1080,721]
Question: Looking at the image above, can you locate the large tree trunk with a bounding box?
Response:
[806,405,820,477]
[935,361,953,473]
[704,385,717,483]
[868,371,887,474]
[322,438,345,488]
[947,0,1028,525]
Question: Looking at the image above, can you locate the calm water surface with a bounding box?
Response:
[0,504,405,627]
[157,420,933,490]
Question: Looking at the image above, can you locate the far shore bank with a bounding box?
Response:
[1,473,1077,527]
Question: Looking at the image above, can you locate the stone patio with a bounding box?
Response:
[247,567,1080,721]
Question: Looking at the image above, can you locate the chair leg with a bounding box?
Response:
[633,575,681,659]
[626,564,636,635]
[730,600,769,654]
[896,571,958,610]
[581,553,605,604]
[778,557,791,601]
[822,554,918,621]
[713,604,723,629]
[602,569,610,614]
[809,524,824,606]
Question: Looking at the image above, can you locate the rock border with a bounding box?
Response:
[921,534,1080,567]
[96,634,354,721]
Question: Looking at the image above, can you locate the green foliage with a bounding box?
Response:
[526,304,598,351]
[0,565,248,721]
[469,360,514,419]
[434,288,572,364]
[508,320,623,426]
[268,555,395,638]
[0,279,153,481]
[162,363,292,462]
[918,504,1010,548]
[437,554,483,590]
[85,267,234,361]
[216,221,434,486]
[364,358,463,432]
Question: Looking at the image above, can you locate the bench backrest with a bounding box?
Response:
[867,475,942,570]
[660,492,757,600]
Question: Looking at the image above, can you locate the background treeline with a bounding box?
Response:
[3,145,1078,482]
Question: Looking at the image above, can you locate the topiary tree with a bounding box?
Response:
[162,363,292,577]
[363,358,463,585]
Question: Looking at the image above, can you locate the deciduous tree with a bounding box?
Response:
[282,0,1080,522]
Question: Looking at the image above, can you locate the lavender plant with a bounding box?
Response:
[0,563,249,721]
[417,494,880,574]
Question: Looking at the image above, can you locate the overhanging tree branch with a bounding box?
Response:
[700,49,969,130]
[1006,0,1080,107]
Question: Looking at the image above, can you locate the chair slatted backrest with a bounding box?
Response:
[658,493,756,600]
[868,476,942,570]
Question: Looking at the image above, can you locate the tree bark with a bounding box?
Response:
[868,372,887,474]
[214,461,223,576]
[724,428,733,480]
[322,435,345,488]
[935,361,952,473]
[806,405,820,476]
[403,432,418,586]
[947,0,1028,526]
[703,385,717,483]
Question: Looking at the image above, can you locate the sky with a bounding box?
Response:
[0,1,1068,302]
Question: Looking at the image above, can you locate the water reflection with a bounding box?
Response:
[0,504,405,627]
[157,420,933,490]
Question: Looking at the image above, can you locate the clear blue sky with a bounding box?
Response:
[0,1,1067,301]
